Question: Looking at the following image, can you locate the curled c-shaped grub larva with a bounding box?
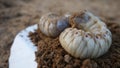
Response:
[59,11,112,58]
[38,12,70,37]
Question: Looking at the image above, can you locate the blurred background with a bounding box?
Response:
[0,0,120,68]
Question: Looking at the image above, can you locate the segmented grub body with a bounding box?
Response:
[39,13,69,37]
[59,11,112,58]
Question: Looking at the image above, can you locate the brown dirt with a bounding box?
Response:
[0,0,120,68]
[29,21,120,68]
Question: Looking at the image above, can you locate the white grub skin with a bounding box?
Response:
[59,11,112,59]
[39,12,69,37]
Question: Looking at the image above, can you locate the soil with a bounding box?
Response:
[0,0,120,68]
[29,21,120,68]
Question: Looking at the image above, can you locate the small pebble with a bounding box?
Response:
[64,54,71,63]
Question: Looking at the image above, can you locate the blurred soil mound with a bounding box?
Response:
[29,21,120,68]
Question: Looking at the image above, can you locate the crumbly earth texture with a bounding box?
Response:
[29,21,120,68]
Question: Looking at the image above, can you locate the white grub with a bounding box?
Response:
[59,11,112,58]
[38,12,69,37]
